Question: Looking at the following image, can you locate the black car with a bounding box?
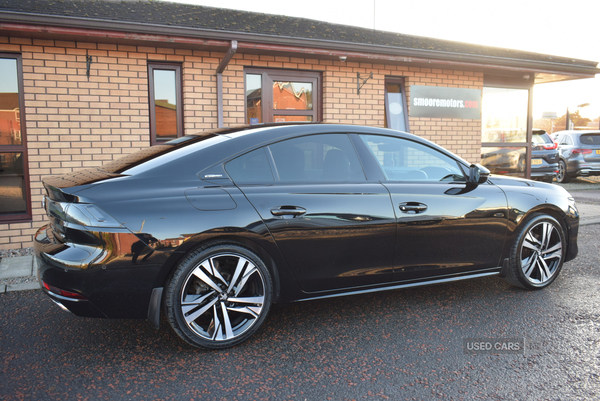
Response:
[553,130,600,183]
[35,124,579,349]
[531,129,560,181]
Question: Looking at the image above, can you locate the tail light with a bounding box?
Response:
[572,149,593,154]
[542,142,558,150]
[43,281,87,300]
[46,199,122,228]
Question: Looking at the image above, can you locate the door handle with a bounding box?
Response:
[270,206,307,217]
[399,202,428,214]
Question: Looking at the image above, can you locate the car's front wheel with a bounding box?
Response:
[557,160,571,183]
[504,214,565,289]
[165,244,273,349]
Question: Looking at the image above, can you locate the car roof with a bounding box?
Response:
[553,130,600,135]
[112,123,472,178]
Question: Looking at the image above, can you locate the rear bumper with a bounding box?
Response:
[576,167,600,176]
[531,171,557,181]
[34,224,166,319]
[531,163,558,181]
[569,160,600,177]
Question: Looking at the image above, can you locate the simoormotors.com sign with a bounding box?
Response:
[410,85,482,119]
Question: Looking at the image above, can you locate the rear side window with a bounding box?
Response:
[225,148,275,184]
[560,136,573,146]
[579,134,600,146]
[225,133,366,184]
[268,134,365,182]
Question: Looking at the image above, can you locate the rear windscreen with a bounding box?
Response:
[97,133,217,174]
[579,134,600,146]
[532,132,553,145]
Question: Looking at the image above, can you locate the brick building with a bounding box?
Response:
[0,0,598,250]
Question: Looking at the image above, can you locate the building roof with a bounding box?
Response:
[1,0,598,81]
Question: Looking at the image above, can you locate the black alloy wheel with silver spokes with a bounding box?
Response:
[505,214,566,289]
[165,244,272,349]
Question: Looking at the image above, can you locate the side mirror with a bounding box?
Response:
[468,164,490,184]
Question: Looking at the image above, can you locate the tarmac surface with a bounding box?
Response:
[1,224,600,399]
[1,177,600,399]
[1,177,600,293]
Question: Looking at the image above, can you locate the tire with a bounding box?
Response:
[557,160,571,183]
[517,158,525,173]
[504,214,566,290]
[165,244,273,349]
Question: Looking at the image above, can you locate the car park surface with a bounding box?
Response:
[34,123,579,349]
[2,223,600,399]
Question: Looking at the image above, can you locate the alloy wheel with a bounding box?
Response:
[180,253,266,342]
[519,221,563,286]
[557,160,569,183]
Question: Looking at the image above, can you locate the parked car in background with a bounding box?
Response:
[34,124,579,349]
[481,129,558,182]
[530,129,559,182]
[553,130,600,183]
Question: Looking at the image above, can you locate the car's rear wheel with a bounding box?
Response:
[504,214,565,289]
[557,160,571,183]
[165,244,272,349]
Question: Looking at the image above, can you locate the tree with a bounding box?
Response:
[554,110,591,130]
[533,118,555,133]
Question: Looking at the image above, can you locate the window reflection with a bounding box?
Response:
[481,146,526,177]
[246,74,262,125]
[273,82,312,110]
[0,152,27,214]
[273,115,313,123]
[0,56,28,219]
[245,70,320,124]
[153,69,178,141]
[0,59,21,146]
[481,87,528,143]
[384,82,407,132]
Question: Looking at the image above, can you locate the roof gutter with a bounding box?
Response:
[0,11,598,77]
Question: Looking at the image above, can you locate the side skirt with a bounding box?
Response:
[297,270,501,303]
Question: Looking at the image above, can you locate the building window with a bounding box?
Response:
[148,63,183,145]
[480,86,530,177]
[0,54,30,222]
[245,69,321,124]
[384,78,409,132]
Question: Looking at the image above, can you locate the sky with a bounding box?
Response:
[166,0,600,121]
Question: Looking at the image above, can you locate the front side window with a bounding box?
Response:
[359,135,464,181]
[148,63,183,145]
[245,69,321,124]
[0,55,29,221]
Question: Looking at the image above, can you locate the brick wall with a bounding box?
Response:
[0,35,483,249]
